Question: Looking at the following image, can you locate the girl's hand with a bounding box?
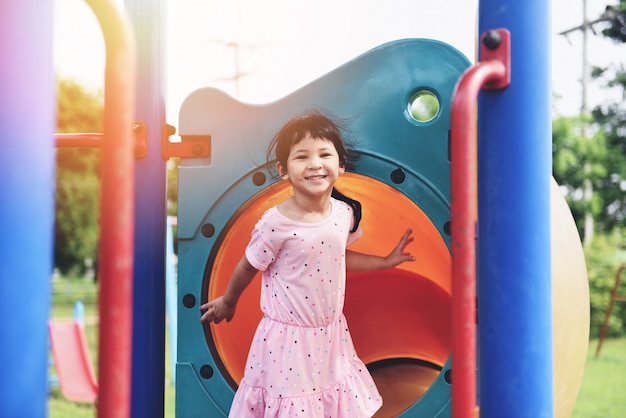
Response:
[385,228,416,267]
[200,296,236,324]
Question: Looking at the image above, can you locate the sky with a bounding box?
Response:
[53,0,624,125]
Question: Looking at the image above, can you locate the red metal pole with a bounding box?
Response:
[55,126,146,158]
[84,1,136,417]
[450,29,510,418]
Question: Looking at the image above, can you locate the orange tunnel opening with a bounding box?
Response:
[205,173,451,416]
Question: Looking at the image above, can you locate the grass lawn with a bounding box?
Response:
[47,279,626,417]
[571,337,626,418]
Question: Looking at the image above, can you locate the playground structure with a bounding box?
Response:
[1,1,590,418]
[49,302,99,404]
[595,262,626,357]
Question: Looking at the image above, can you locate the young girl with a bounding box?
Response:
[200,111,415,417]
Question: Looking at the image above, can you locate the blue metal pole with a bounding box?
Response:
[166,216,178,385]
[0,2,55,416]
[126,0,167,416]
[477,1,553,417]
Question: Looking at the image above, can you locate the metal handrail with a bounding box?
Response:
[450,28,510,418]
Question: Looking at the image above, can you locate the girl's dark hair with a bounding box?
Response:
[266,111,362,232]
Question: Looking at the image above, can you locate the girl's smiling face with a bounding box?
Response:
[277,133,345,198]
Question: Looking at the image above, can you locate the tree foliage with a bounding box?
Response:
[590,0,626,231]
[552,116,608,237]
[553,1,626,235]
[601,1,626,42]
[552,1,626,338]
[55,79,102,276]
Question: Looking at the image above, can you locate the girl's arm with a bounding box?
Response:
[200,255,258,324]
[346,228,415,272]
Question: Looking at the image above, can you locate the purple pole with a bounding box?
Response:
[0,2,55,416]
[477,0,553,417]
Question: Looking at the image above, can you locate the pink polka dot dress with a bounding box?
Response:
[229,198,382,417]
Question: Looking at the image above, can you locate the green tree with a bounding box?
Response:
[55,79,102,276]
[591,0,626,232]
[578,1,626,340]
[552,115,607,237]
[553,1,626,237]
[601,1,626,42]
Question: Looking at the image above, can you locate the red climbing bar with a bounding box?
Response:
[84,1,136,417]
[55,123,147,159]
[450,29,510,418]
[55,133,103,148]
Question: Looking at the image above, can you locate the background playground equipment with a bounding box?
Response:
[595,262,626,357]
[48,302,98,404]
[1,1,590,417]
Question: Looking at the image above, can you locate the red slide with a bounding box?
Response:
[48,321,98,403]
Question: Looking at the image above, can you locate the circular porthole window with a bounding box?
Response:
[408,90,440,123]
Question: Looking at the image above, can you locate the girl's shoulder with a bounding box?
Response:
[256,205,282,225]
[330,196,350,210]
[330,197,355,218]
[254,205,304,230]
